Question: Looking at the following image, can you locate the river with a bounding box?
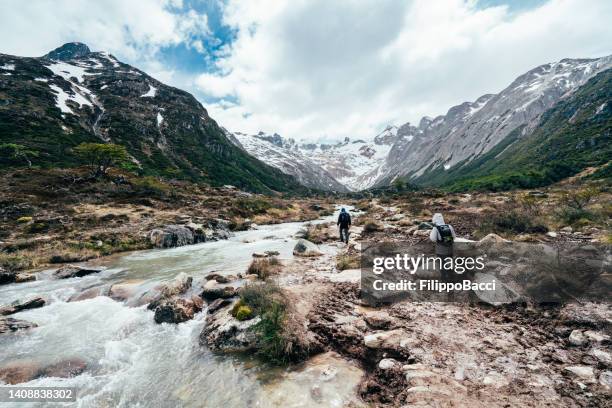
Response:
[0,206,363,407]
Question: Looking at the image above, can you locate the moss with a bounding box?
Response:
[16,216,33,223]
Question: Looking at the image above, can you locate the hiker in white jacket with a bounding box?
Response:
[429,213,456,256]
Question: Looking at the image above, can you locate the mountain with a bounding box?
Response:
[434,68,612,191]
[231,127,399,191]
[373,56,612,187]
[0,42,306,193]
[229,131,349,192]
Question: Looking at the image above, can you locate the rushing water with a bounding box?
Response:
[0,206,362,407]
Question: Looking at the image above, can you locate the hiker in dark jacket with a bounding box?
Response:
[429,213,456,283]
[337,208,351,243]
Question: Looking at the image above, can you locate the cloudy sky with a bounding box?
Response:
[1,0,611,142]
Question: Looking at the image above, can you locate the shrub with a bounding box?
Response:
[247,257,280,280]
[73,143,129,178]
[0,254,35,272]
[363,219,383,233]
[480,210,548,235]
[297,223,329,244]
[336,254,359,270]
[235,305,254,321]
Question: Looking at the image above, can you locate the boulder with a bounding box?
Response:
[14,273,35,283]
[418,222,434,230]
[0,317,38,334]
[364,311,394,330]
[149,225,194,248]
[205,273,234,284]
[146,273,193,309]
[564,365,596,383]
[53,265,102,279]
[600,371,612,389]
[0,268,16,285]
[471,272,521,306]
[0,297,45,316]
[200,309,261,352]
[478,233,509,245]
[568,330,587,346]
[584,330,610,344]
[591,349,612,366]
[207,298,232,314]
[378,358,398,370]
[41,358,87,378]
[364,329,409,349]
[154,296,203,324]
[201,286,236,301]
[293,239,323,257]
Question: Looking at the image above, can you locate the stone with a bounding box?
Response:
[561,226,573,233]
[479,233,510,244]
[14,273,35,283]
[584,330,610,344]
[149,225,195,248]
[53,264,102,279]
[0,317,38,334]
[364,329,409,349]
[599,371,612,388]
[200,310,261,352]
[0,297,45,316]
[564,366,596,383]
[591,349,612,366]
[293,239,323,257]
[0,268,16,285]
[207,298,232,314]
[378,358,398,370]
[568,330,587,346]
[364,311,394,329]
[201,286,236,301]
[418,222,434,230]
[154,296,203,324]
[41,358,87,378]
[546,231,558,238]
[0,361,42,384]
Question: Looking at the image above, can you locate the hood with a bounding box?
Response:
[432,213,445,226]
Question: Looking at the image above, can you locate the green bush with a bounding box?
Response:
[235,305,254,321]
[481,210,548,235]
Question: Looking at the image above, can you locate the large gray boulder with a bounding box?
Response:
[200,306,261,352]
[149,225,195,248]
[153,296,203,324]
[293,239,323,257]
[53,265,102,279]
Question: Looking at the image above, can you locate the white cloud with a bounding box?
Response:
[198,0,612,141]
[0,0,208,83]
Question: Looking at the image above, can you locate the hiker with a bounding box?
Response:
[337,208,351,243]
[429,213,456,282]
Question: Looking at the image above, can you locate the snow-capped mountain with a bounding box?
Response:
[229,131,349,192]
[374,56,612,186]
[229,126,400,191]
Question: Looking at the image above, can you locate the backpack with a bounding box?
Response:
[436,224,454,244]
[339,212,349,225]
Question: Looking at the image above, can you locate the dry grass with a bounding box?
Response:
[336,253,360,271]
[247,257,281,280]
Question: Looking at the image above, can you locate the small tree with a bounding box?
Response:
[74,143,129,177]
[0,143,39,167]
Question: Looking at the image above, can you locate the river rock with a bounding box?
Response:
[0,317,38,334]
[0,297,45,316]
[600,371,612,388]
[591,349,612,366]
[200,308,261,352]
[154,296,203,324]
[293,239,323,257]
[53,265,102,279]
[364,329,409,349]
[364,311,394,330]
[471,272,521,305]
[207,298,232,314]
[564,365,596,383]
[0,268,16,285]
[201,286,236,301]
[149,225,195,248]
[69,285,111,302]
[14,273,35,283]
[0,361,42,384]
[41,358,87,378]
[568,330,587,346]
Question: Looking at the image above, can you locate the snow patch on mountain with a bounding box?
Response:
[141,85,157,98]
